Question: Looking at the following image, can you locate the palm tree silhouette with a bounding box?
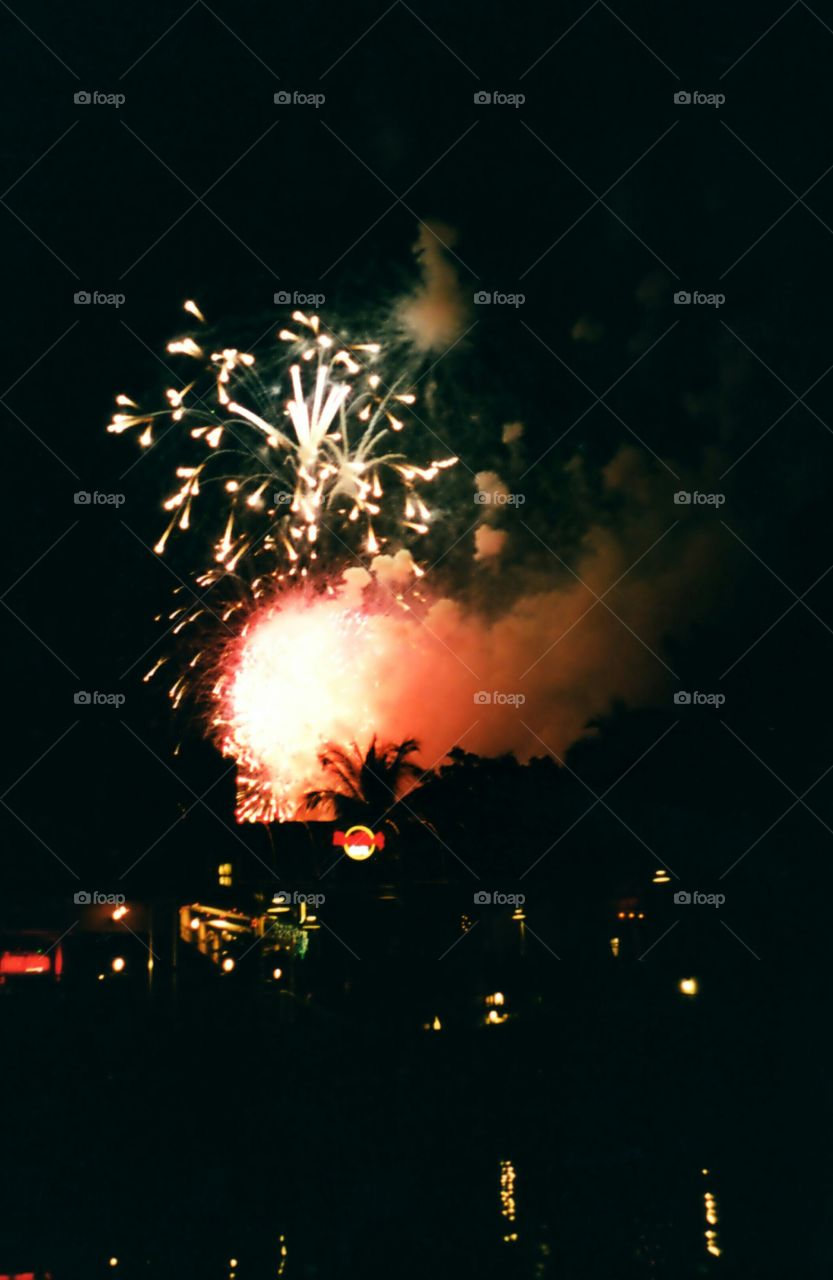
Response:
[302,737,424,831]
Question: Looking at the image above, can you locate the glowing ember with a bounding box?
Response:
[215,597,385,821]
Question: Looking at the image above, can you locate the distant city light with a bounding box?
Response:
[111,956,126,973]
[221,957,236,973]
[112,906,128,920]
[190,917,200,930]
[108,1259,118,1268]
[0,952,50,975]
[679,977,698,996]
[610,936,620,957]
[272,967,283,980]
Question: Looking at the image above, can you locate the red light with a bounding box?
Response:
[0,952,51,975]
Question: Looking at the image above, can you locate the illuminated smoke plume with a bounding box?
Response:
[216,448,724,821]
[395,221,470,353]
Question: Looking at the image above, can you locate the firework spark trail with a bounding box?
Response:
[111,303,466,820]
[109,305,457,580]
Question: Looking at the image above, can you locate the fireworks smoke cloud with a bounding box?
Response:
[113,277,725,824]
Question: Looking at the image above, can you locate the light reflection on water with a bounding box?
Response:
[1,1156,729,1278]
[500,1158,519,1244]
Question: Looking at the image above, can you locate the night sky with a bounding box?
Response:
[2,0,833,1274]
[1,0,830,921]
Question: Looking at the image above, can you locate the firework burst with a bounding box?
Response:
[112,302,461,822]
[109,304,456,581]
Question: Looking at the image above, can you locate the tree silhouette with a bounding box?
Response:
[302,737,424,829]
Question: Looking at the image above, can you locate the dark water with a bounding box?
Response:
[0,960,825,1279]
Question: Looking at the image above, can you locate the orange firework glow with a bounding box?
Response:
[214,596,384,821]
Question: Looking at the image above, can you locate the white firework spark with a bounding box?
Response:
[109,305,457,579]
